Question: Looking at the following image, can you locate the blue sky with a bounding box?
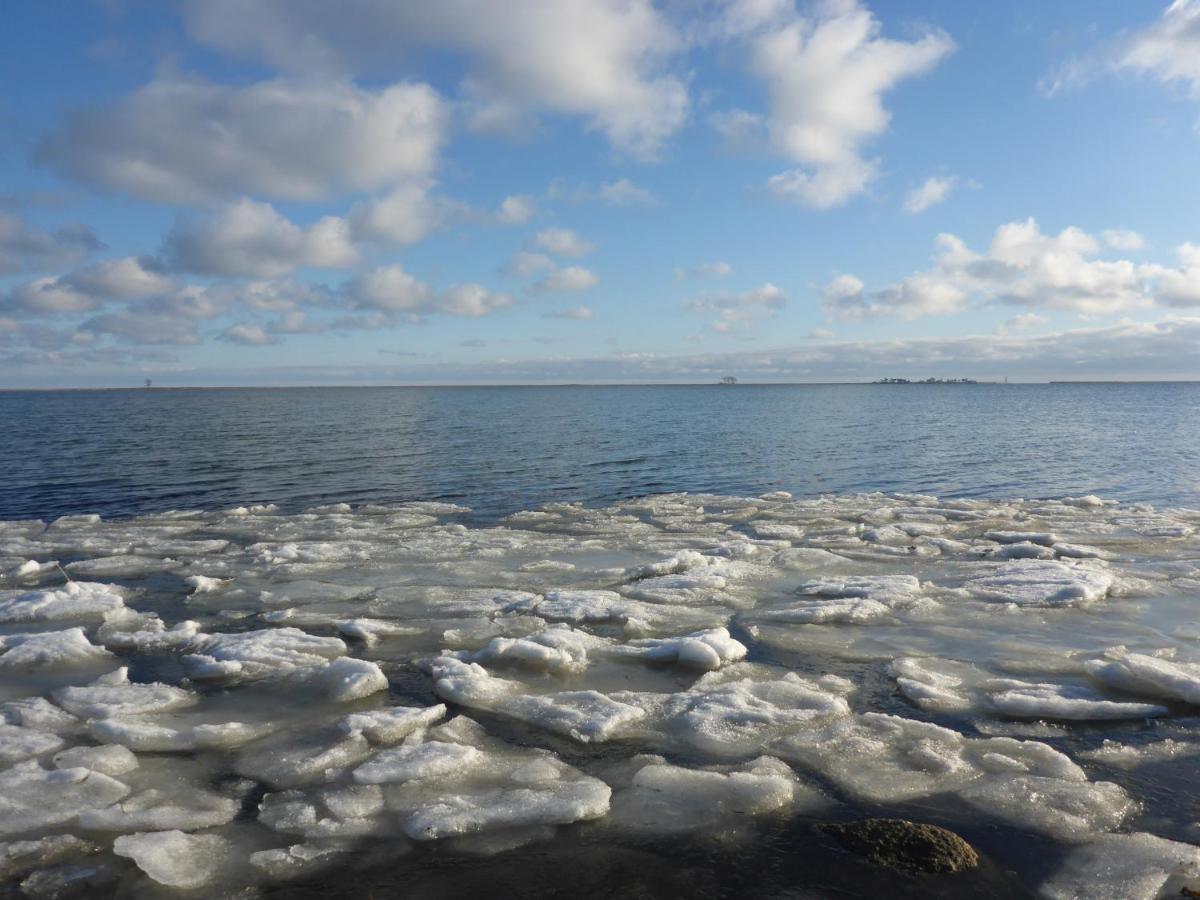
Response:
[3,0,1200,386]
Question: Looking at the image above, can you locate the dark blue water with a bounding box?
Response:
[4,383,1200,521]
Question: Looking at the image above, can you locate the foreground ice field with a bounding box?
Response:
[3,491,1200,896]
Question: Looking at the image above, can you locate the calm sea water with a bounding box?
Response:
[4,382,1200,520]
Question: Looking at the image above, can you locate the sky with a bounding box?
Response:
[3,0,1200,386]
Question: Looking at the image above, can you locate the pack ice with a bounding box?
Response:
[0,491,1198,896]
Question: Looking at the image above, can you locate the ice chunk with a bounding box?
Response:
[183,627,346,681]
[966,560,1113,607]
[258,784,385,839]
[101,619,201,651]
[0,582,124,623]
[52,743,138,776]
[53,669,196,718]
[988,681,1167,720]
[772,712,1087,804]
[984,531,1059,546]
[989,541,1056,560]
[1085,649,1200,705]
[236,732,374,788]
[0,724,65,765]
[1081,738,1200,768]
[614,627,747,671]
[0,628,114,669]
[663,669,852,757]
[428,656,645,743]
[795,575,922,603]
[318,656,388,702]
[354,741,482,784]
[79,787,238,831]
[0,762,130,836]
[401,779,611,841]
[1041,832,1200,899]
[452,625,605,676]
[0,835,95,881]
[89,716,278,752]
[249,842,345,879]
[184,574,225,594]
[959,774,1134,842]
[0,697,80,735]
[112,830,229,890]
[609,756,821,834]
[338,618,423,645]
[339,704,447,743]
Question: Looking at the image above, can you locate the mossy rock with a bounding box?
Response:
[822,818,980,875]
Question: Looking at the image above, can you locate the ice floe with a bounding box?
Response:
[0,490,1197,894]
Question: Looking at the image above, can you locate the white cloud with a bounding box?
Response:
[739,0,954,208]
[1004,312,1048,331]
[1102,229,1146,251]
[1118,0,1200,98]
[1144,242,1200,306]
[66,257,174,299]
[596,178,657,206]
[185,0,688,159]
[686,282,786,332]
[903,175,958,214]
[41,78,446,203]
[825,219,1161,320]
[544,306,594,320]
[534,266,599,293]
[6,277,97,314]
[165,199,359,277]
[220,323,276,346]
[504,251,555,278]
[809,327,834,339]
[497,194,535,224]
[0,213,102,274]
[348,182,455,245]
[348,264,513,319]
[533,227,594,257]
[80,311,203,345]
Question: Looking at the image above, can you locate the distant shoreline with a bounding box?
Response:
[4,380,1200,392]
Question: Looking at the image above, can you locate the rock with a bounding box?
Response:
[822,818,979,875]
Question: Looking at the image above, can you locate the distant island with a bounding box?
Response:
[872,377,978,384]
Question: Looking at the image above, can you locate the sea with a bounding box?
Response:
[4,382,1200,521]
[2,383,1200,899]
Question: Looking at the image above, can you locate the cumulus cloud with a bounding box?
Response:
[497,194,535,224]
[503,251,555,278]
[41,78,446,203]
[348,182,464,245]
[532,227,594,257]
[686,282,785,332]
[348,264,513,319]
[220,323,276,346]
[1102,229,1146,251]
[66,257,174,299]
[823,218,1174,320]
[1144,243,1200,306]
[903,175,958,214]
[165,199,358,277]
[730,0,954,208]
[184,0,688,159]
[533,266,599,293]
[0,213,102,274]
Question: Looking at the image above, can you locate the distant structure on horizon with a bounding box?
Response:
[719,376,738,385]
[872,377,977,385]
[144,378,152,389]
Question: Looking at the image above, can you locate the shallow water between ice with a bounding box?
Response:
[2,491,1200,897]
